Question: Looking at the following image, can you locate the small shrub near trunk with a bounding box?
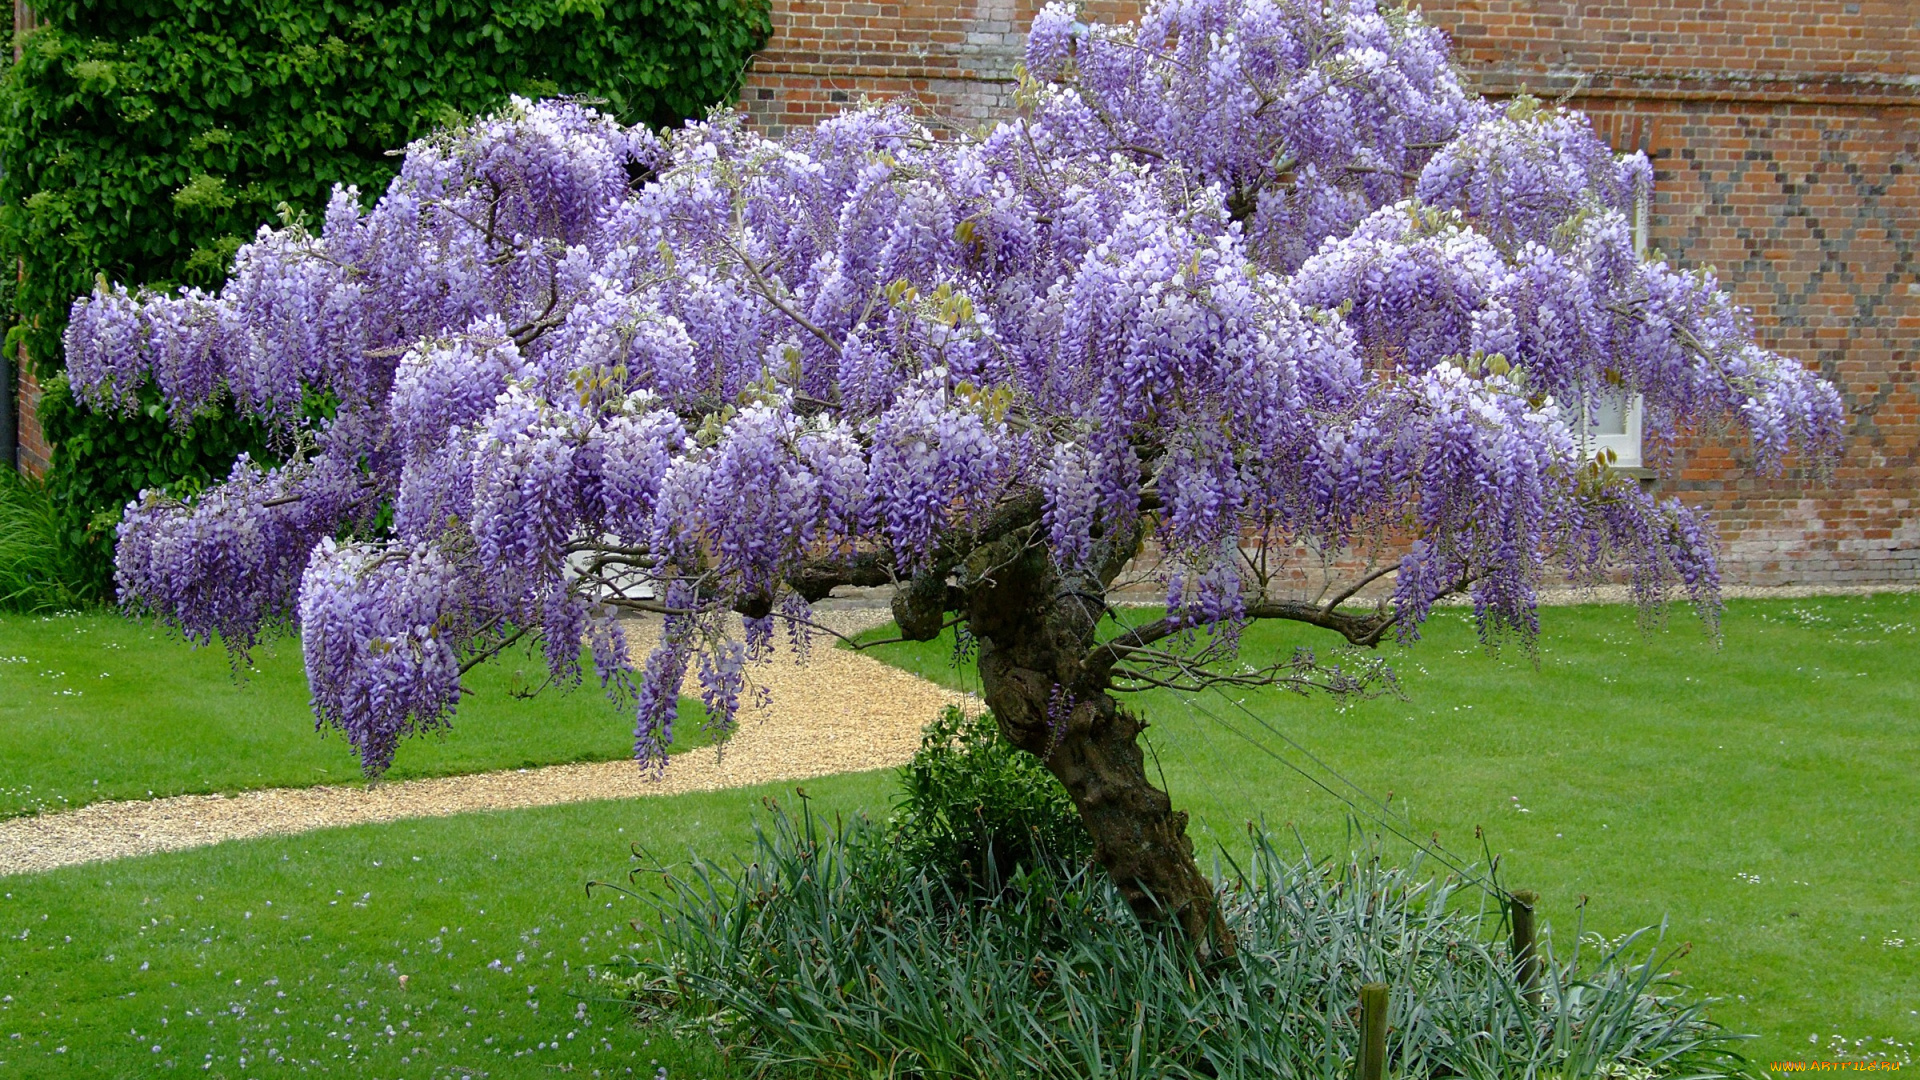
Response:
[890,705,1093,890]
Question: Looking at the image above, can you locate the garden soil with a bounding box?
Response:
[0,607,977,876]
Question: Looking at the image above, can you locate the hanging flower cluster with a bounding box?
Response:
[67,0,1842,775]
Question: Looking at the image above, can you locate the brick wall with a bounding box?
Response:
[14,354,49,475]
[738,0,1919,586]
[1440,0,1916,101]
[1430,2,1919,587]
[739,0,1139,135]
[1633,103,1918,585]
[8,0,48,476]
[738,0,1021,135]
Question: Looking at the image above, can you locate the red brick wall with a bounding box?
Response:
[9,2,49,476]
[15,354,49,475]
[1626,103,1918,585]
[739,0,1140,134]
[738,0,1920,586]
[739,0,1023,135]
[1441,0,1916,101]
[1429,2,1919,587]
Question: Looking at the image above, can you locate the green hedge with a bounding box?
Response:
[1,0,771,597]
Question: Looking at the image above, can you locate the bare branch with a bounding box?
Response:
[1088,598,1395,678]
[1320,561,1400,612]
[458,621,529,676]
[262,478,380,508]
[721,237,844,356]
[1107,639,1401,699]
[599,596,701,617]
[508,263,568,348]
[563,540,658,558]
[785,549,895,602]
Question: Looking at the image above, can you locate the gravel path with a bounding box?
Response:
[4,581,1905,878]
[0,608,977,878]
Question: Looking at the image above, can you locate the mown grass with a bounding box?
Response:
[851,593,1920,1068]
[1,596,1912,1076]
[0,770,894,1079]
[0,610,710,818]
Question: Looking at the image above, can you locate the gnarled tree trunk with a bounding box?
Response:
[921,526,1233,960]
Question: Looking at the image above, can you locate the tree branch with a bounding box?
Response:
[784,549,895,602]
[1319,561,1400,612]
[458,620,528,676]
[598,596,700,617]
[722,237,844,356]
[1088,598,1398,680]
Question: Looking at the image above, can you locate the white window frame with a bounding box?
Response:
[1580,170,1649,471]
[1584,390,1643,470]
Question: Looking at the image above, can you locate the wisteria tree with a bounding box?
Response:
[68,0,1840,956]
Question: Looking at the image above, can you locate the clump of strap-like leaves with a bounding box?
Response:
[604,797,1759,1080]
[65,0,1839,788]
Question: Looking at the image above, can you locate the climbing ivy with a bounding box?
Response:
[1,0,770,596]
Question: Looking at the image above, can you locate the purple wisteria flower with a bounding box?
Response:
[65,0,1842,777]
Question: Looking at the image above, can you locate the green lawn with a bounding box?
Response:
[852,593,1920,1068]
[0,596,1913,1076]
[0,611,709,818]
[0,770,894,1079]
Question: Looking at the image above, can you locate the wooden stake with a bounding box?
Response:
[1358,982,1388,1080]
[1509,889,1541,1008]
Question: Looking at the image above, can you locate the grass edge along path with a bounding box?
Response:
[0,772,895,1079]
[2,607,971,876]
[0,610,716,820]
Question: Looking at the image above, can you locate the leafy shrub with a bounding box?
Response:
[1,0,772,588]
[604,798,1756,1080]
[0,466,84,612]
[891,706,1093,889]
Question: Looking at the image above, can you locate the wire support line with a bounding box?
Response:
[1204,681,1512,896]
[1212,687,1407,830]
[1174,692,1512,904]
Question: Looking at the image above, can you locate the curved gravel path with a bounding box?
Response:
[6,582,1906,878]
[0,609,976,877]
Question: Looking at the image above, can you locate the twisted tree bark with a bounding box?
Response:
[891,521,1235,960]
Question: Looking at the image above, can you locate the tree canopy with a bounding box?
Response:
[65,0,1841,951]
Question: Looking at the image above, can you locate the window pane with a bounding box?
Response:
[1591,394,1629,436]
